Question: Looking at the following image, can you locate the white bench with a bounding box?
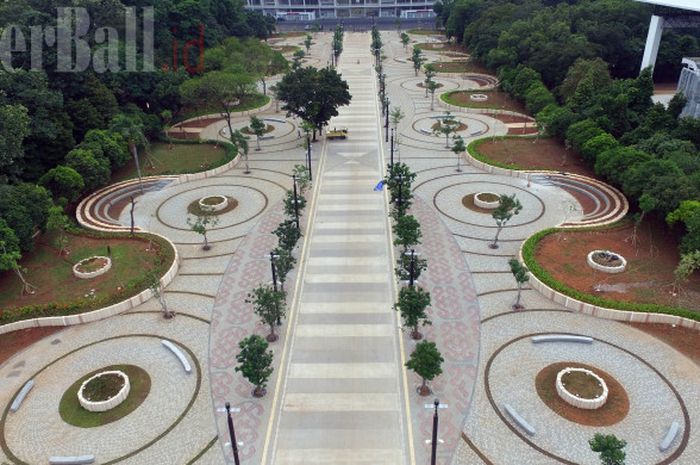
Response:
[264,117,286,123]
[161,340,192,374]
[503,403,536,436]
[419,128,432,135]
[531,335,593,344]
[260,135,274,140]
[659,422,680,452]
[49,456,95,464]
[470,130,486,136]
[10,380,34,412]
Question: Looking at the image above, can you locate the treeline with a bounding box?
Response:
[0,0,279,269]
[437,0,700,255]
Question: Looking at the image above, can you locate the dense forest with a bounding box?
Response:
[0,1,277,263]
[436,0,700,255]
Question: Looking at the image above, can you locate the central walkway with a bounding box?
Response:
[265,33,412,464]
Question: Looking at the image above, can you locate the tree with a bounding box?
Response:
[293,164,311,194]
[64,148,111,193]
[46,205,71,256]
[304,34,313,54]
[434,112,460,148]
[235,335,274,398]
[667,200,700,254]
[386,163,416,219]
[0,219,36,296]
[247,284,286,342]
[491,194,522,249]
[508,258,529,310]
[284,189,306,218]
[395,286,432,340]
[423,64,437,98]
[275,219,301,251]
[411,47,425,76]
[147,271,174,319]
[390,107,405,141]
[187,212,220,250]
[276,67,351,141]
[672,251,700,296]
[229,129,251,173]
[405,340,444,396]
[81,129,130,169]
[273,247,296,292]
[395,252,428,284]
[401,32,410,50]
[394,215,422,252]
[628,193,657,251]
[160,110,173,149]
[110,115,148,192]
[0,104,30,181]
[589,433,626,465]
[452,135,466,172]
[426,79,440,111]
[39,166,85,204]
[249,116,266,151]
[291,50,305,70]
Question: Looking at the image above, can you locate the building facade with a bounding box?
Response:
[678,58,700,118]
[245,0,436,21]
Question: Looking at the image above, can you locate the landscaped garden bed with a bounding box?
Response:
[414,42,466,53]
[0,231,175,325]
[523,221,700,319]
[431,121,467,132]
[441,89,527,113]
[271,44,300,54]
[430,60,492,75]
[242,124,274,135]
[187,196,238,216]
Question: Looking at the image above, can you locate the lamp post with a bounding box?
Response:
[225,402,241,465]
[384,97,390,142]
[430,398,440,465]
[306,135,312,182]
[292,174,300,229]
[390,129,394,168]
[269,251,282,325]
[409,248,416,287]
[396,173,403,213]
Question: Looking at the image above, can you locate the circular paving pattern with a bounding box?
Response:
[461,194,495,214]
[535,362,629,427]
[187,196,239,216]
[484,332,689,464]
[219,118,295,139]
[412,116,488,139]
[156,184,268,231]
[400,77,460,92]
[1,335,202,464]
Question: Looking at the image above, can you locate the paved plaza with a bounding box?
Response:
[1,31,699,465]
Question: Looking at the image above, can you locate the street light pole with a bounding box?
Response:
[409,249,416,287]
[306,135,312,182]
[431,398,440,465]
[225,402,241,465]
[390,129,394,168]
[292,174,300,229]
[385,97,390,142]
[270,251,278,293]
[396,173,403,213]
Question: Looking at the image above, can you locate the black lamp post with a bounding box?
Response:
[409,248,416,287]
[292,174,300,229]
[390,129,394,168]
[225,402,241,465]
[384,97,390,142]
[430,398,440,465]
[306,135,312,181]
[396,173,403,212]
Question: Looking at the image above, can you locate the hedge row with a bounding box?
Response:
[0,230,176,326]
[522,228,700,322]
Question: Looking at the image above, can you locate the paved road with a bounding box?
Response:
[264,33,412,464]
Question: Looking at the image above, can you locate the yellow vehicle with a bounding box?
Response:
[327,127,348,140]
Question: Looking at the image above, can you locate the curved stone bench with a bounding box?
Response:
[419,128,433,135]
[10,380,34,412]
[260,135,275,140]
[503,403,536,436]
[659,421,680,452]
[264,117,286,123]
[49,456,95,465]
[162,340,192,374]
[531,335,593,344]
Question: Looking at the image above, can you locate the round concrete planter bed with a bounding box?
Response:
[556,367,608,410]
[72,256,112,279]
[470,93,488,102]
[474,192,501,209]
[587,250,627,274]
[199,195,229,213]
[78,370,131,412]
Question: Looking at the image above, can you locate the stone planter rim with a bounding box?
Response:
[198,195,229,213]
[470,93,488,101]
[78,370,131,412]
[587,249,627,274]
[556,367,608,410]
[72,255,112,280]
[474,192,501,209]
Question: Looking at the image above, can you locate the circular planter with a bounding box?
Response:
[474,192,501,209]
[587,250,627,274]
[199,195,229,213]
[72,256,112,280]
[556,367,608,410]
[470,93,488,102]
[78,370,131,412]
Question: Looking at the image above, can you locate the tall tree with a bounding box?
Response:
[249,116,266,151]
[0,219,36,295]
[411,47,425,76]
[491,194,522,249]
[0,104,30,181]
[110,115,148,192]
[406,340,444,396]
[39,166,85,204]
[235,335,274,398]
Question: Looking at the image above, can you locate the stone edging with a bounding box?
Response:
[171,99,272,129]
[438,93,527,118]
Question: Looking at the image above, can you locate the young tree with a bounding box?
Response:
[671,250,700,296]
[491,194,522,249]
[0,221,36,295]
[160,110,173,149]
[187,212,220,251]
[411,47,425,76]
[393,215,422,252]
[293,164,311,194]
[426,79,440,111]
[395,252,428,284]
[406,340,444,396]
[46,205,71,256]
[274,219,301,251]
[452,135,466,172]
[508,258,529,310]
[423,63,436,98]
[390,107,405,138]
[395,286,432,340]
[249,116,266,151]
[400,32,410,50]
[273,247,296,293]
[235,335,274,398]
[304,34,313,54]
[386,162,416,219]
[284,189,307,218]
[589,433,626,465]
[291,49,305,70]
[229,129,251,174]
[628,193,657,252]
[146,271,174,319]
[434,112,460,148]
[110,114,148,192]
[246,284,286,341]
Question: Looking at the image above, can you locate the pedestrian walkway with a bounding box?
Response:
[264,33,412,465]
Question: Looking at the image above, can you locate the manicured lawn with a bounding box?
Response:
[59,364,151,428]
[429,60,492,75]
[0,232,172,316]
[111,142,231,182]
[441,89,527,113]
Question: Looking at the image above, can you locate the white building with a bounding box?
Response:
[678,57,700,118]
[245,0,436,21]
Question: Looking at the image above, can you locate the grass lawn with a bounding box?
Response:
[271,44,301,54]
[407,28,444,35]
[429,60,492,75]
[0,232,171,316]
[111,142,231,182]
[175,94,270,123]
[414,42,466,53]
[60,364,151,428]
[441,89,527,113]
